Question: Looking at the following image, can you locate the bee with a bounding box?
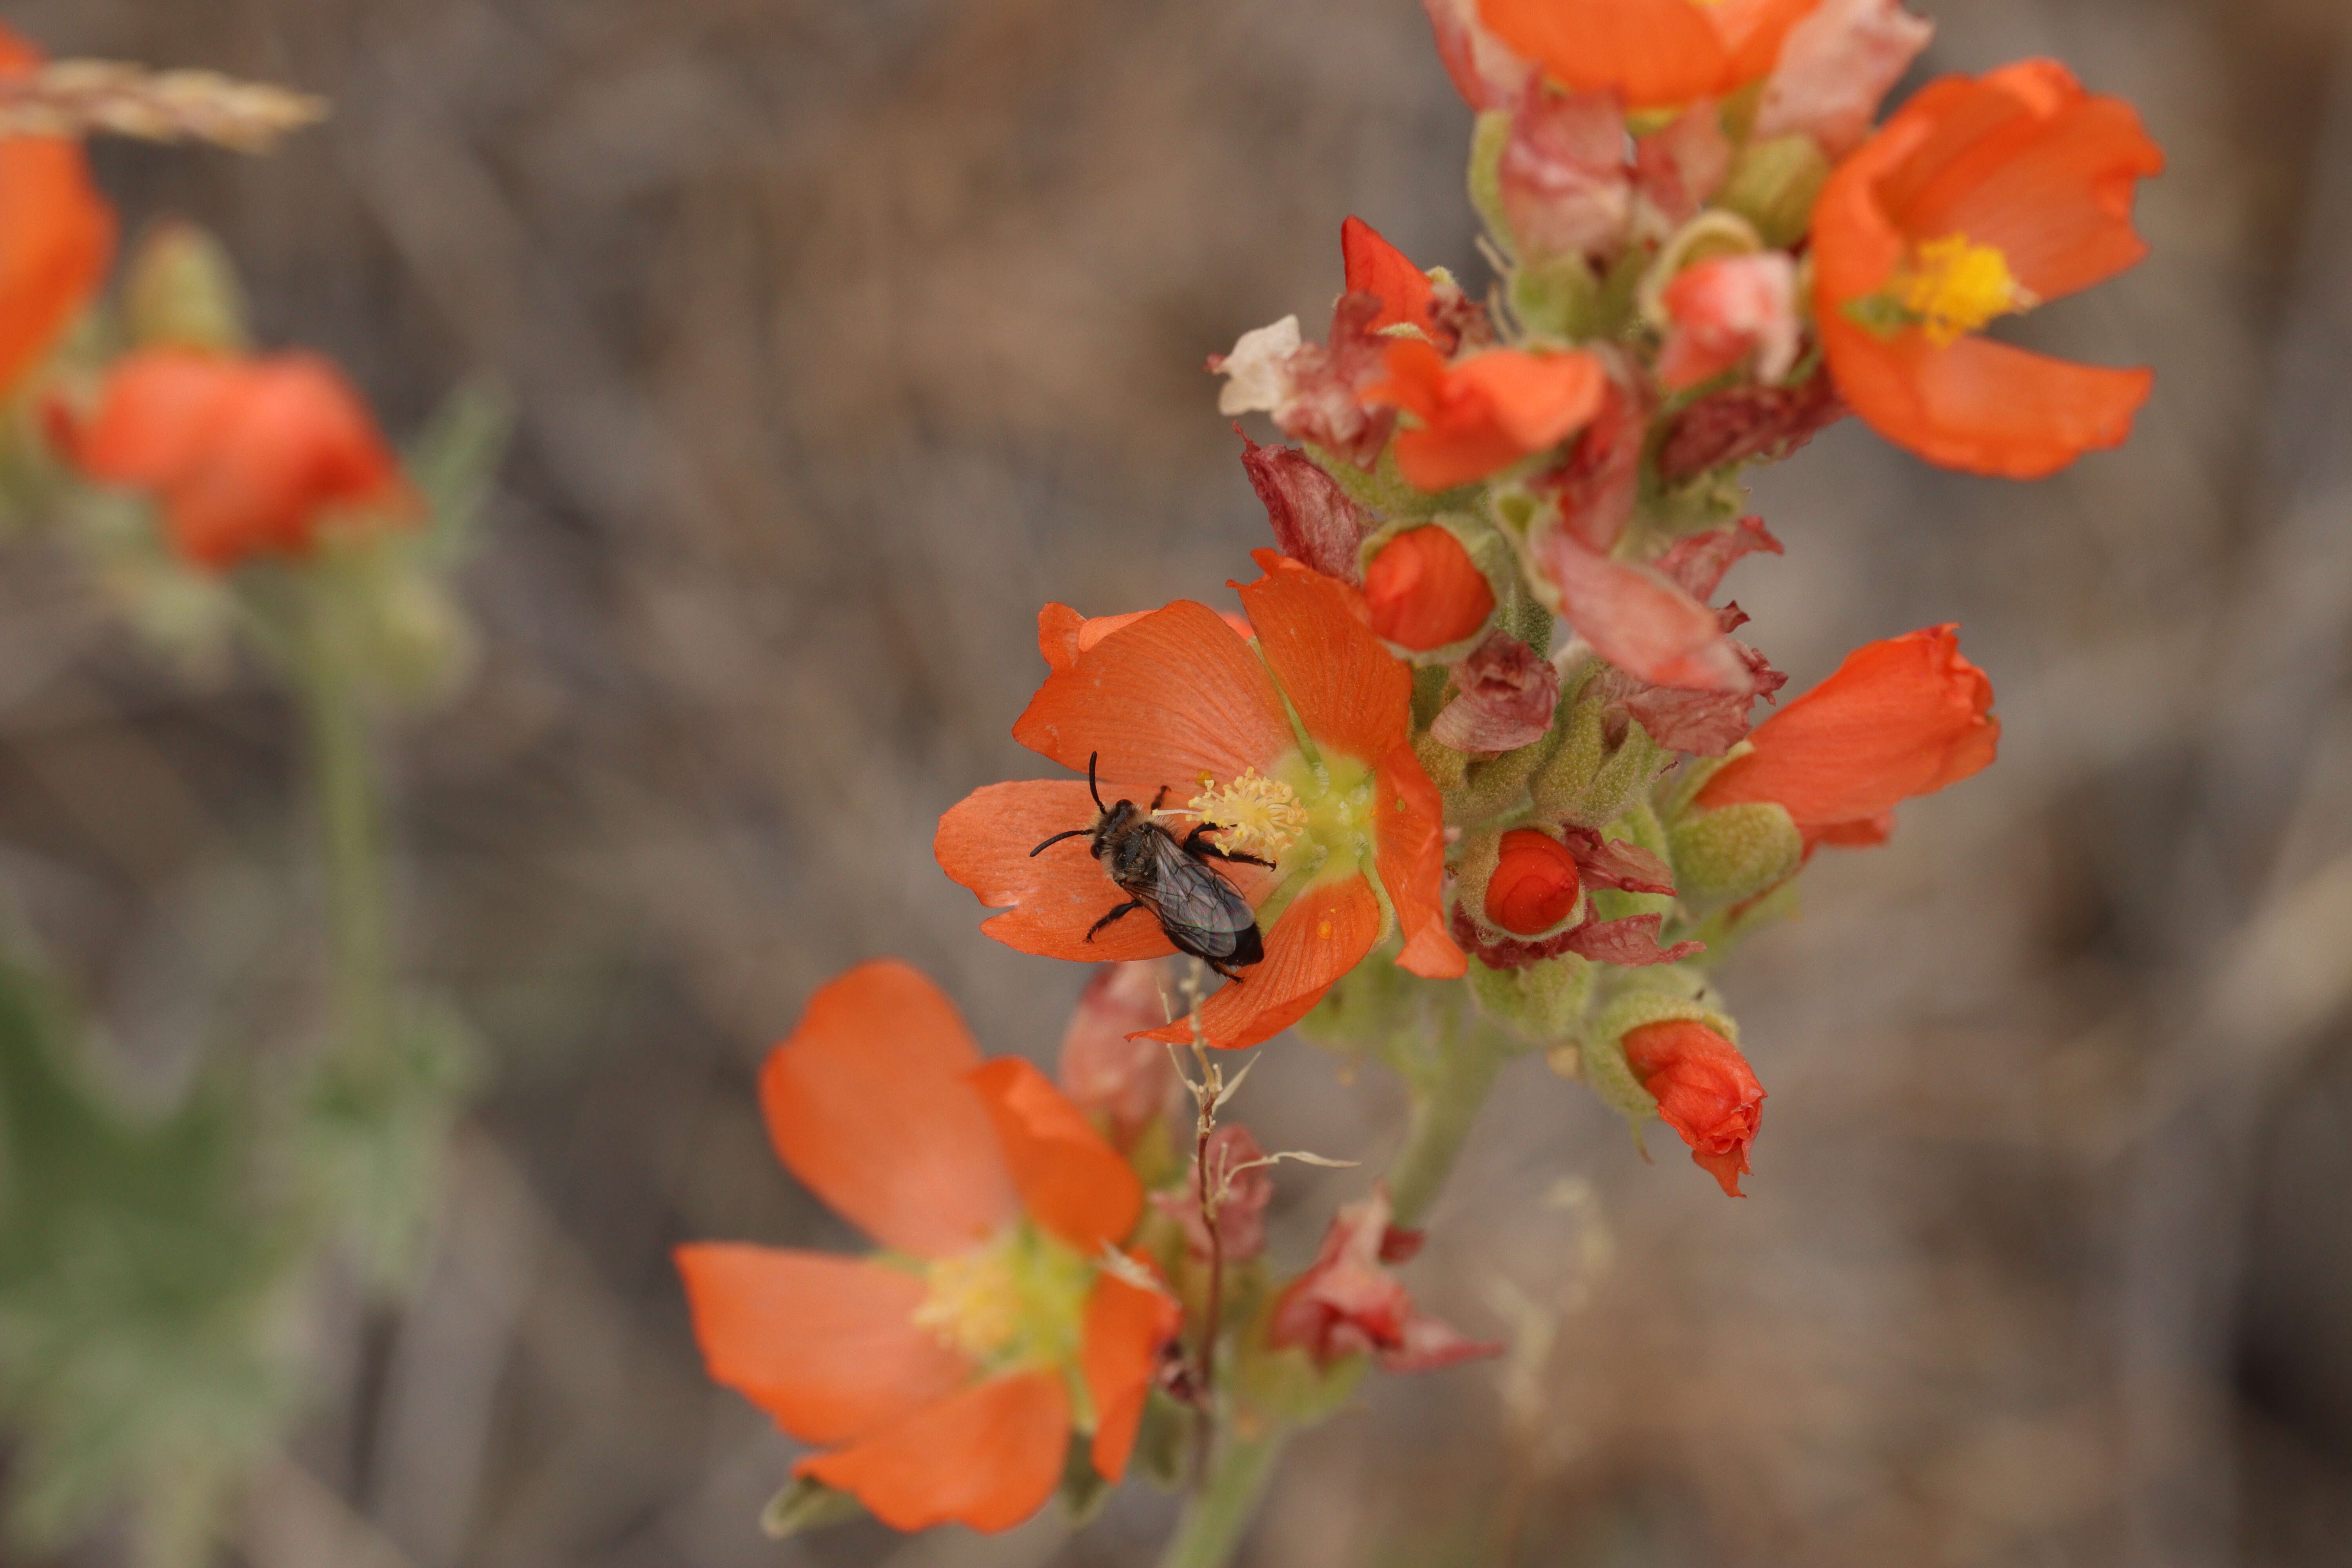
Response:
[1029,752,1271,980]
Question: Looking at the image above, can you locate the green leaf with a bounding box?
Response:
[759,1475,865,1539]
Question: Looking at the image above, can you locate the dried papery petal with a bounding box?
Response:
[1152,1123,1273,1263]
[1238,433,1371,583]
[1541,371,1648,552]
[1534,529,1750,691]
[1751,0,1933,157]
[1561,913,1703,966]
[1632,101,1733,236]
[1559,828,1675,895]
[1430,631,1560,753]
[1269,1190,1499,1373]
[1210,314,1302,416]
[1653,514,1785,601]
[1499,84,1632,262]
[1274,293,1397,468]
[1422,0,1534,111]
[1654,372,1847,483]
[1058,963,1180,1149]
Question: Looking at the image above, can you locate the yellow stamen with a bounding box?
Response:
[1185,768,1307,860]
[1897,234,2036,346]
[911,1245,1022,1360]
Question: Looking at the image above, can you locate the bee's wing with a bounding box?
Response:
[1140,831,1258,948]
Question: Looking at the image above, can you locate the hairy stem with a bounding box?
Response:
[293,612,392,1071]
[1388,1021,1506,1230]
[1157,1432,1285,1568]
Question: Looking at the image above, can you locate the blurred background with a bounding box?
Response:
[2,0,2350,1563]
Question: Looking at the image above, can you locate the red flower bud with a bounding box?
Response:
[1362,526,1495,650]
[1696,624,1997,844]
[1621,1020,1764,1198]
[1057,962,1179,1149]
[1484,828,1582,935]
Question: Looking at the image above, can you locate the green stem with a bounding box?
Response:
[1388,1023,1506,1230]
[1156,1432,1285,1568]
[292,613,392,1071]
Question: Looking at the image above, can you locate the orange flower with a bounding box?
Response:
[1363,526,1495,650]
[1485,828,1582,935]
[937,560,1465,1051]
[1365,339,1605,492]
[1813,60,2164,477]
[1478,0,1824,111]
[54,348,412,569]
[0,27,113,395]
[1697,624,1997,845]
[676,961,1178,1534]
[1622,1020,1764,1196]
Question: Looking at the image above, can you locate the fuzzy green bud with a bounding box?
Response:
[1511,254,1599,342]
[1716,134,1832,249]
[123,221,249,353]
[1465,951,1594,1046]
[1532,684,1669,828]
[1668,800,1802,908]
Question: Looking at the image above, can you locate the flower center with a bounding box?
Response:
[907,1224,1094,1370]
[1896,234,2036,346]
[1185,767,1308,859]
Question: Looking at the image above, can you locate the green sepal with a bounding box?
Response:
[1510,253,1600,343]
[1668,800,1802,909]
[1468,111,1517,260]
[1303,441,1476,519]
[1715,133,1831,248]
[1057,1433,1114,1526]
[1581,986,1740,1126]
[1129,1389,1191,1488]
[760,1475,864,1540]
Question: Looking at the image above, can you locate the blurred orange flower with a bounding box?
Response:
[938,561,1464,1051]
[0,27,114,396]
[1366,339,1605,491]
[1622,1019,1765,1196]
[1813,60,2164,477]
[1362,525,1495,651]
[1696,623,1997,846]
[1477,0,1822,110]
[55,348,412,569]
[676,961,1177,1534]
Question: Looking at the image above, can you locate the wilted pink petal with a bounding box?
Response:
[1562,913,1704,966]
[1752,0,1935,157]
[1499,85,1630,262]
[1655,374,1847,483]
[1269,1190,1498,1374]
[1238,432,1371,583]
[1421,0,1533,111]
[1561,828,1676,894]
[1542,372,1648,552]
[1273,292,1397,468]
[1656,252,1801,391]
[1152,1123,1273,1263]
[1430,632,1561,753]
[1058,962,1179,1149]
[1537,530,1751,691]
[1654,514,1785,601]
[1632,102,1733,236]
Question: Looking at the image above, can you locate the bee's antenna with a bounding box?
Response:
[1030,829,1091,857]
[1087,751,1107,814]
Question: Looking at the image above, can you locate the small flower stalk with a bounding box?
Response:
[693,2,2154,1561]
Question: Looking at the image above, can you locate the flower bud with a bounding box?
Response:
[1485,828,1583,935]
[1714,133,1831,249]
[1656,252,1800,391]
[1463,950,1592,1043]
[1622,1020,1765,1197]
[1363,524,1497,651]
[1498,85,1631,263]
[1530,677,1669,828]
[1666,799,1802,907]
[1058,962,1179,1149]
[123,220,249,354]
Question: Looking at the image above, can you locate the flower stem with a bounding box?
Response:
[292,610,392,1071]
[1156,1432,1285,1568]
[1387,1018,1506,1230]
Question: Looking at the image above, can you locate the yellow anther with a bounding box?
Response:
[1897,234,2036,346]
[911,1245,1023,1360]
[1185,768,1307,860]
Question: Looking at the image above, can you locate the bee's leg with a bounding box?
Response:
[1086,900,1146,942]
[1206,958,1246,983]
[1182,824,1274,868]
[1151,785,1170,812]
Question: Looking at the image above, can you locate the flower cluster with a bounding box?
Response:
[683,0,2156,1552]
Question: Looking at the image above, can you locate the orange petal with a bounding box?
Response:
[1819,316,2150,478]
[1449,348,1608,452]
[1083,1260,1182,1481]
[967,1057,1143,1255]
[760,960,1020,1258]
[0,138,112,396]
[1536,530,1753,690]
[1341,216,1436,337]
[936,780,1183,963]
[797,1369,1070,1534]
[1479,0,1729,109]
[1376,746,1466,978]
[1145,873,1384,1050]
[71,350,242,486]
[1238,565,1412,765]
[1012,599,1294,796]
[1038,603,1087,671]
[674,1243,969,1446]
